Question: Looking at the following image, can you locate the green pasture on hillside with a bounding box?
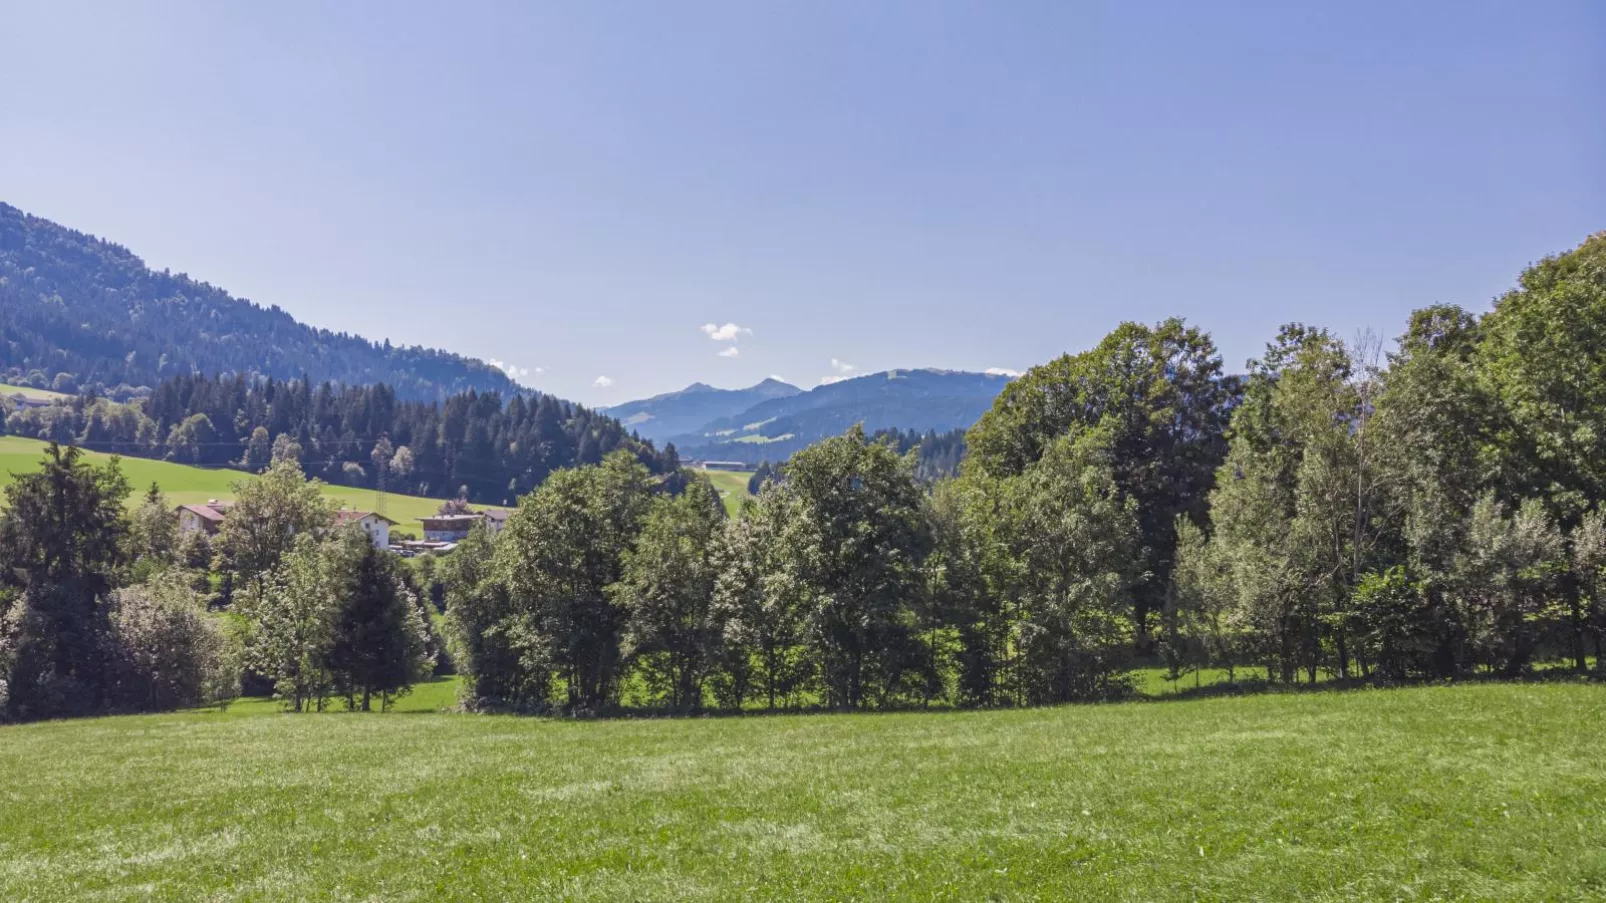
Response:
[0,436,449,535]
[695,466,754,516]
[0,381,73,401]
[2,682,1603,900]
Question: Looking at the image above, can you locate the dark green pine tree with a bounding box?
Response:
[0,443,131,721]
[326,533,429,711]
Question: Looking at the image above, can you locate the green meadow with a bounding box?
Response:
[0,436,449,535]
[694,466,755,516]
[0,682,1602,901]
[0,382,73,401]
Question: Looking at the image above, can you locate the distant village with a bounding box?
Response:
[175,500,511,557]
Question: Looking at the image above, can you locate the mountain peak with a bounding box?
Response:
[750,377,802,394]
[673,368,1013,464]
[603,377,803,440]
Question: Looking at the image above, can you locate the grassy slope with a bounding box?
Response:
[695,466,754,516]
[0,381,72,401]
[0,435,448,535]
[2,683,1603,900]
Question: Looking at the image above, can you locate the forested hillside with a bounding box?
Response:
[0,202,520,400]
[2,373,676,506]
[672,369,1010,463]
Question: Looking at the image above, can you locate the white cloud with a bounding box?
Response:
[718,346,740,358]
[984,367,1022,377]
[593,375,614,388]
[701,322,753,342]
[819,358,858,385]
[488,358,531,380]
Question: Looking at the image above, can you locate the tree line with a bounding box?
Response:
[0,451,441,722]
[446,232,1606,712]
[747,427,967,495]
[5,231,1605,721]
[3,374,678,506]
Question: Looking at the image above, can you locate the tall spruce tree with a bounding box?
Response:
[0,443,131,720]
[327,532,432,711]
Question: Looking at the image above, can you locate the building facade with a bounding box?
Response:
[175,500,230,535]
[335,510,398,551]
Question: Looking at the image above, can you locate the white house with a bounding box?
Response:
[335,509,398,551]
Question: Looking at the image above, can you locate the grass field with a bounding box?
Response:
[695,466,754,516]
[0,436,450,535]
[2,682,1603,900]
[0,381,72,401]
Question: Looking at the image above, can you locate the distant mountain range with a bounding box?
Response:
[603,378,802,442]
[0,202,521,400]
[613,369,1013,464]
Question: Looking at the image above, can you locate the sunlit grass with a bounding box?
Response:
[694,466,754,516]
[3,682,1603,900]
[0,381,73,401]
[0,436,450,535]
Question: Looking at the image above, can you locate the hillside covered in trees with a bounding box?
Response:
[1,373,677,507]
[0,202,521,401]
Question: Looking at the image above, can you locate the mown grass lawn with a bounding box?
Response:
[0,436,450,535]
[3,682,1604,901]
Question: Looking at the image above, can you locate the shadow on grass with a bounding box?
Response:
[1142,665,1606,704]
[180,668,1606,722]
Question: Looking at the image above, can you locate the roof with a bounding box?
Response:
[335,509,399,526]
[176,502,230,523]
[420,514,485,527]
[479,508,512,523]
[7,393,55,409]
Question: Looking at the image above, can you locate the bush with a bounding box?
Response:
[105,574,238,712]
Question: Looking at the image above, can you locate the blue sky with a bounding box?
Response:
[3,1,1602,405]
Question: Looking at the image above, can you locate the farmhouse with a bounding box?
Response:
[334,509,398,551]
[481,508,511,535]
[5,392,55,410]
[420,514,484,543]
[175,500,230,536]
[418,508,512,543]
[175,500,396,551]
